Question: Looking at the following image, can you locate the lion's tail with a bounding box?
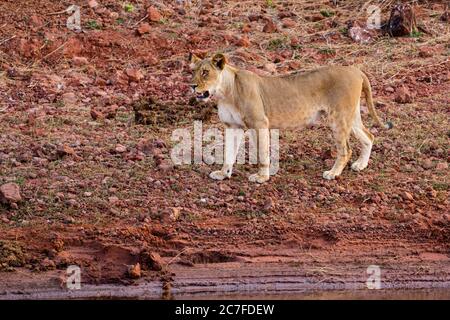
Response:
[361,71,393,129]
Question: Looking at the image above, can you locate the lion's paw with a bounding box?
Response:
[351,161,368,172]
[323,170,338,180]
[209,170,228,181]
[248,173,270,184]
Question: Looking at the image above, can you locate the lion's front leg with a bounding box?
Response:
[248,127,270,184]
[209,126,244,181]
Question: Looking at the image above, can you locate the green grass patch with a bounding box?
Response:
[86,20,101,30]
[123,3,134,13]
[320,10,335,17]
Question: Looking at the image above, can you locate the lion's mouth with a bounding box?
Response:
[196,91,210,100]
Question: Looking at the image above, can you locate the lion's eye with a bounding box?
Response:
[202,70,209,77]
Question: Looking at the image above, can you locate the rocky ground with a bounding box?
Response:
[0,0,449,293]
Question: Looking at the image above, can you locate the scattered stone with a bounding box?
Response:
[157,161,173,172]
[40,258,56,270]
[72,56,89,66]
[62,92,77,106]
[56,144,76,157]
[127,263,141,279]
[137,23,151,35]
[88,0,99,9]
[290,36,300,47]
[394,85,414,104]
[170,207,181,221]
[282,18,296,28]
[436,162,448,171]
[90,108,104,120]
[115,144,127,153]
[421,158,434,170]
[263,198,274,211]
[141,251,163,271]
[125,68,144,82]
[418,46,433,58]
[108,196,119,204]
[83,192,92,197]
[402,191,414,201]
[264,63,277,74]
[236,35,250,47]
[105,104,118,119]
[305,14,324,22]
[147,6,162,22]
[242,24,251,33]
[248,14,261,22]
[263,19,277,33]
[65,199,78,207]
[0,183,22,204]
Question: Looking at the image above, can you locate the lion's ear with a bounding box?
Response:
[188,52,200,69]
[212,53,227,70]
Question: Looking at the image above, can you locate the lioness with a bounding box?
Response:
[189,53,391,183]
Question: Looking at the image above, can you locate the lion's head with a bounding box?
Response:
[188,53,227,102]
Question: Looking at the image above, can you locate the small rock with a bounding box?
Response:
[236,35,250,47]
[157,161,173,172]
[125,68,144,82]
[263,19,277,33]
[305,14,324,22]
[263,198,274,211]
[169,207,181,221]
[108,196,119,204]
[0,183,22,204]
[83,192,92,197]
[88,0,98,9]
[147,6,162,22]
[402,191,414,201]
[394,85,414,104]
[40,258,56,270]
[264,63,277,74]
[421,158,434,170]
[57,144,76,157]
[90,108,104,120]
[282,18,296,28]
[72,56,89,66]
[115,144,127,153]
[141,251,163,271]
[248,14,261,22]
[110,11,119,19]
[62,92,77,105]
[436,162,448,171]
[127,263,141,279]
[137,23,151,35]
[242,24,251,33]
[418,46,433,58]
[65,199,78,207]
[105,104,118,119]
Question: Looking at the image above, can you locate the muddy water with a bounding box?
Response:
[183,289,450,300]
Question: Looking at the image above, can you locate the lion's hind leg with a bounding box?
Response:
[350,106,374,172]
[323,121,352,180]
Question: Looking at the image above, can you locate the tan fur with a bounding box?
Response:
[189,53,391,183]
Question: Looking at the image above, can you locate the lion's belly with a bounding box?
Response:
[268,107,323,130]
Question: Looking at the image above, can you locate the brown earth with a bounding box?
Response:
[0,0,449,295]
